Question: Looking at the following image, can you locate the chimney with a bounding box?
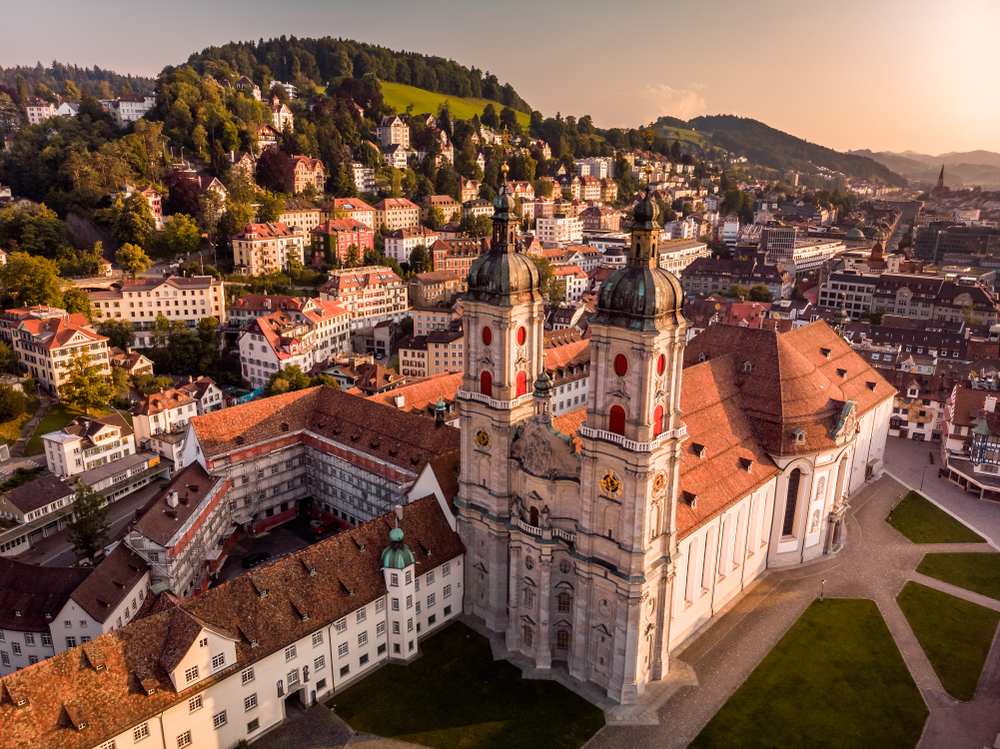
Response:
[986,395,997,413]
[165,491,179,508]
[393,394,405,409]
[394,505,403,521]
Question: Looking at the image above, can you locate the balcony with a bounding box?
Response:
[578,423,687,452]
[457,389,532,411]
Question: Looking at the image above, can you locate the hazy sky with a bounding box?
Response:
[4,0,999,155]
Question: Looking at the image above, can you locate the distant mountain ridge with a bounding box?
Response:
[850,149,1000,188]
[653,114,906,186]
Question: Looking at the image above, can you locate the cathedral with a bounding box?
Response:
[455,167,895,704]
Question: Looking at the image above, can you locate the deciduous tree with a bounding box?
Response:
[59,351,115,415]
[116,243,152,279]
[67,482,110,564]
[0,252,63,307]
[97,319,136,351]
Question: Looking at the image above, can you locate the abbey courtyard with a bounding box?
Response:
[1,179,999,749]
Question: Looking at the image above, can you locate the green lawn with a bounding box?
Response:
[330,622,604,749]
[690,599,927,749]
[897,581,999,701]
[886,491,984,544]
[654,123,707,146]
[381,82,531,129]
[24,403,110,456]
[917,552,1000,601]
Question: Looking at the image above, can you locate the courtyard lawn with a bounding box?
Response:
[24,403,109,456]
[689,599,927,749]
[897,581,999,701]
[886,491,984,544]
[916,552,1000,601]
[381,82,531,130]
[330,622,604,749]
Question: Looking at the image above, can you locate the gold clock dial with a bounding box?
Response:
[652,472,667,498]
[599,469,623,499]
[474,427,492,450]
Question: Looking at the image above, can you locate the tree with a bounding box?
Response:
[163,213,202,257]
[257,193,285,223]
[112,193,156,249]
[459,213,491,238]
[344,244,362,269]
[481,103,498,130]
[263,365,312,396]
[116,243,152,279]
[534,256,556,300]
[197,317,221,372]
[724,284,751,299]
[59,351,115,415]
[0,252,63,308]
[256,148,295,194]
[97,319,136,351]
[0,384,25,422]
[748,284,774,303]
[110,366,130,397]
[62,287,94,322]
[61,80,81,100]
[425,205,445,229]
[408,244,432,273]
[66,482,110,564]
[0,341,14,373]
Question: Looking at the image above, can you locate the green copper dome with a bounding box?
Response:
[381,523,415,569]
[845,227,865,239]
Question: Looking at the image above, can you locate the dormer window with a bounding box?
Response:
[793,428,806,445]
[743,362,753,373]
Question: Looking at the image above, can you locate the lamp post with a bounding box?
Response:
[820,579,825,602]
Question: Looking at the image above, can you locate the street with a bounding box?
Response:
[14,480,165,567]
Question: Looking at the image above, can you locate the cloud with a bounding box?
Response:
[598,83,708,129]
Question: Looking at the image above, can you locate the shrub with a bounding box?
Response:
[0,385,26,422]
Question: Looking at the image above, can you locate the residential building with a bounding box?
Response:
[310,220,374,264]
[239,298,351,389]
[255,123,280,150]
[226,150,256,177]
[382,143,411,170]
[384,226,440,264]
[351,162,376,193]
[25,97,57,124]
[232,223,306,276]
[289,156,325,194]
[580,206,622,232]
[420,195,462,224]
[42,412,135,478]
[657,238,711,276]
[460,177,482,202]
[871,273,1000,325]
[412,306,461,336]
[227,294,311,329]
[377,115,410,148]
[106,94,156,127]
[431,237,484,283]
[177,376,226,416]
[818,271,879,318]
[552,265,589,302]
[373,198,421,232]
[235,75,261,100]
[463,199,492,219]
[12,315,110,395]
[131,389,199,445]
[425,324,465,376]
[576,156,615,179]
[89,275,227,344]
[912,223,1000,264]
[397,335,429,378]
[280,198,322,234]
[680,257,793,300]
[271,99,294,132]
[536,214,583,247]
[0,305,75,344]
[319,268,408,330]
[321,198,376,229]
[110,347,154,377]
[409,271,465,307]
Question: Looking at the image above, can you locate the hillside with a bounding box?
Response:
[381,82,530,128]
[176,37,532,114]
[0,62,155,97]
[651,117,706,146]
[687,115,906,186]
[852,149,1000,188]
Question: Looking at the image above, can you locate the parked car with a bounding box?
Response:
[312,519,340,539]
[242,551,271,568]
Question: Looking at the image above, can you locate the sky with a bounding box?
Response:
[4,0,1000,155]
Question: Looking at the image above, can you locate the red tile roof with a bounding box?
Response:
[0,556,91,633]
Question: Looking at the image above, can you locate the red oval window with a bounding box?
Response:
[516,326,527,345]
[614,354,628,376]
[482,326,492,346]
[656,354,666,375]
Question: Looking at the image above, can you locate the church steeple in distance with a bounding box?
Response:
[937,165,945,187]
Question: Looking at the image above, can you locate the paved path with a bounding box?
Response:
[10,391,53,459]
[585,473,1000,749]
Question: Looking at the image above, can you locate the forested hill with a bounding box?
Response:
[0,62,156,98]
[686,114,907,186]
[175,37,533,114]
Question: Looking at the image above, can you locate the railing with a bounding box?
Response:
[578,424,687,452]
[513,517,577,544]
[458,389,533,410]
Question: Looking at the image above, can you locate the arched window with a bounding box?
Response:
[516,326,527,345]
[614,354,629,376]
[523,625,534,647]
[482,326,492,346]
[556,629,571,649]
[515,370,527,396]
[782,468,802,536]
[529,506,539,527]
[557,591,572,613]
[609,405,626,436]
[685,537,699,603]
[480,370,492,397]
[652,405,664,436]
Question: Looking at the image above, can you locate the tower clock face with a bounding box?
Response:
[652,471,668,498]
[473,427,492,450]
[599,469,624,499]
